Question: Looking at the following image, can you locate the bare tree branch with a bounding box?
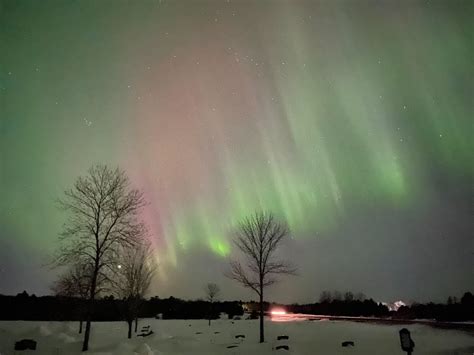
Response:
[116,239,156,338]
[204,283,220,303]
[52,164,148,350]
[204,283,220,326]
[226,211,296,343]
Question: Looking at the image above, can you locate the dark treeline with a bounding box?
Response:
[0,292,243,321]
[1,290,472,322]
[286,299,390,318]
[283,291,390,318]
[283,291,474,322]
[396,291,474,322]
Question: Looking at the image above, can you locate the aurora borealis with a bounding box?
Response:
[1,0,472,303]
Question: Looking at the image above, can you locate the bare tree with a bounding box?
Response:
[51,263,91,333]
[344,291,354,302]
[54,164,147,351]
[204,283,220,326]
[227,211,296,343]
[117,240,156,338]
[332,290,342,301]
[319,290,332,303]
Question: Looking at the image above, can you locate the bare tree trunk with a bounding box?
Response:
[82,319,92,351]
[208,302,212,326]
[227,212,296,345]
[128,321,132,339]
[134,317,138,333]
[259,287,264,343]
[79,320,83,334]
[82,266,98,351]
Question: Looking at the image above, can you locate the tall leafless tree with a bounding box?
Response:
[227,211,296,343]
[204,283,220,326]
[117,240,156,338]
[51,263,91,333]
[54,164,147,351]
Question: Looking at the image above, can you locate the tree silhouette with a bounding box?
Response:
[228,211,296,343]
[117,240,156,338]
[51,263,91,333]
[204,283,220,326]
[54,164,147,351]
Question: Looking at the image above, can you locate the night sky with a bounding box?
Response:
[1,0,472,304]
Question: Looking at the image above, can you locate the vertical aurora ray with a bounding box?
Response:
[118,0,473,281]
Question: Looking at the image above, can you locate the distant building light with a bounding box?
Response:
[389,300,406,311]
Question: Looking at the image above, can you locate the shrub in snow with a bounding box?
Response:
[14,339,37,350]
[341,341,355,347]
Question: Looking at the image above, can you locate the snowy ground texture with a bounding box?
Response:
[1,318,473,355]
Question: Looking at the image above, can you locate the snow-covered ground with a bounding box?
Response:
[1,318,473,355]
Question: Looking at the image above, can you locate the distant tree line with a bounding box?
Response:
[396,291,474,322]
[2,290,472,322]
[284,291,390,317]
[283,290,474,321]
[0,292,244,322]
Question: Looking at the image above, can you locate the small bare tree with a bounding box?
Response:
[205,283,220,326]
[117,240,156,338]
[52,263,91,333]
[228,211,296,343]
[54,164,147,351]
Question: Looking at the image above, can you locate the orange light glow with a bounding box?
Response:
[270,309,286,315]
